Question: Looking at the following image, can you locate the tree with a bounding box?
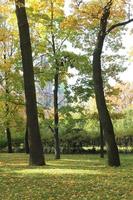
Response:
[92,0,133,166]
[27,0,79,159]
[0,4,20,153]
[92,0,120,166]
[69,0,133,166]
[15,0,45,165]
[50,0,60,159]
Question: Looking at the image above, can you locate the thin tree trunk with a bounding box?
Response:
[15,0,45,165]
[92,1,120,166]
[50,2,60,159]
[25,122,29,154]
[100,121,104,158]
[53,70,60,159]
[6,127,13,153]
[5,84,13,154]
[3,44,13,154]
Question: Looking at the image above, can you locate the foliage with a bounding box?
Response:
[0,1,25,142]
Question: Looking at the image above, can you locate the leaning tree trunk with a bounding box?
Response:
[15,0,45,165]
[92,1,120,166]
[93,44,120,166]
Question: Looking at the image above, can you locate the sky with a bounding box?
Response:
[121,25,133,82]
[65,0,133,83]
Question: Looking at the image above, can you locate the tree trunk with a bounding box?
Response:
[5,73,13,154]
[3,45,13,154]
[25,122,29,154]
[54,71,60,159]
[92,1,120,166]
[93,46,120,166]
[5,81,13,154]
[6,127,13,153]
[15,0,45,165]
[100,121,104,158]
[51,2,61,160]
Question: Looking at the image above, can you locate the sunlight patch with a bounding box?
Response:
[14,168,103,175]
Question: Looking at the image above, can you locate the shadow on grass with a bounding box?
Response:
[0,154,133,200]
[0,153,133,178]
[0,153,108,177]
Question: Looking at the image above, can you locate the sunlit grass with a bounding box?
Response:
[0,153,133,200]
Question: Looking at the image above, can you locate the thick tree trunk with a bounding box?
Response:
[100,121,104,158]
[6,127,13,153]
[15,0,45,165]
[25,122,29,154]
[92,1,120,166]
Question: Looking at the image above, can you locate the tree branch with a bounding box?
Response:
[48,125,55,134]
[107,18,133,34]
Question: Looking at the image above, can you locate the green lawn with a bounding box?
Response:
[0,154,133,200]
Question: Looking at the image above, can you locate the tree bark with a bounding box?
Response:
[92,1,120,166]
[15,0,45,165]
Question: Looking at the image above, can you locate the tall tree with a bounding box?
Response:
[92,0,133,166]
[50,1,60,159]
[28,0,74,159]
[70,0,133,166]
[15,0,45,165]
[92,0,120,166]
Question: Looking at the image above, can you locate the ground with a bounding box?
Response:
[0,153,133,200]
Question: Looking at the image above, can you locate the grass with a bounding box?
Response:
[0,154,133,200]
